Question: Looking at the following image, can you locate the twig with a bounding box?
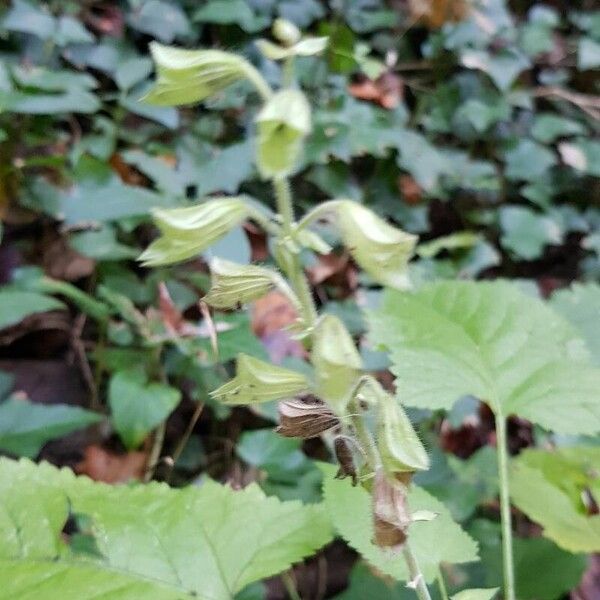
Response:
[144,421,167,483]
[165,402,205,483]
[533,86,600,121]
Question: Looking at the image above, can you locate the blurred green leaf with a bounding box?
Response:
[0,397,101,457]
[0,290,64,330]
[108,368,181,449]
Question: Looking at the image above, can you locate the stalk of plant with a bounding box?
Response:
[138,21,487,600]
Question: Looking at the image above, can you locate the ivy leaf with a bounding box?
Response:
[510,447,600,552]
[0,290,64,330]
[320,463,478,583]
[108,368,181,449]
[369,280,600,434]
[0,458,333,599]
[0,397,101,457]
[499,205,562,260]
[550,283,600,365]
[504,139,556,181]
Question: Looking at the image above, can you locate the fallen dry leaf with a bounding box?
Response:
[75,445,148,483]
[408,0,470,29]
[349,72,404,109]
[40,232,95,281]
[252,291,298,337]
[398,175,423,205]
[158,282,185,334]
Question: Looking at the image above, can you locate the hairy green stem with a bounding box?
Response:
[272,176,318,328]
[346,394,431,600]
[436,566,449,600]
[495,414,516,600]
[402,544,433,600]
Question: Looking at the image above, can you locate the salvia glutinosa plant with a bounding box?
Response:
[140,21,480,600]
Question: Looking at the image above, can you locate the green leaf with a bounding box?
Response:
[461,49,530,91]
[321,463,478,583]
[500,205,562,260]
[511,447,600,552]
[469,519,588,599]
[108,368,180,449]
[59,180,178,225]
[0,458,333,599]
[333,562,415,599]
[194,0,269,33]
[0,397,102,457]
[128,0,190,42]
[578,37,600,70]
[504,139,556,181]
[550,283,600,365]
[531,113,585,143]
[369,280,600,434]
[0,290,64,330]
[70,226,138,261]
[2,0,55,39]
[451,590,498,600]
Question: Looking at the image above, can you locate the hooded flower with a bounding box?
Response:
[144,42,270,106]
[138,198,250,267]
[211,354,309,405]
[311,315,362,415]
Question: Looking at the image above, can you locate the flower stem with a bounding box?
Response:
[272,176,318,328]
[436,565,449,600]
[495,413,516,600]
[402,544,433,600]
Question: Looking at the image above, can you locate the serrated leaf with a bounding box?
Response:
[0,290,64,330]
[320,463,478,583]
[108,368,181,449]
[0,458,333,599]
[550,283,600,365]
[0,397,101,457]
[369,281,600,434]
[510,447,600,552]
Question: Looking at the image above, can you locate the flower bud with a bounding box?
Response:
[311,315,362,415]
[272,18,301,46]
[211,354,309,405]
[203,258,287,309]
[144,42,269,106]
[336,201,417,290]
[138,198,250,266]
[372,469,411,548]
[372,381,429,475]
[256,89,311,178]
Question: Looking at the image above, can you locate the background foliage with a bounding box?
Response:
[0,0,598,598]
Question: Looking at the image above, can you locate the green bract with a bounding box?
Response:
[299,200,417,290]
[211,354,309,405]
[367,379,429,474]
[138,197,250,266]
[203,258,290,309]
[144,42,270,106]
[337,201,417,290]
[256,37,329,60]
[311,315,362,415]
[256,89,311,178]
